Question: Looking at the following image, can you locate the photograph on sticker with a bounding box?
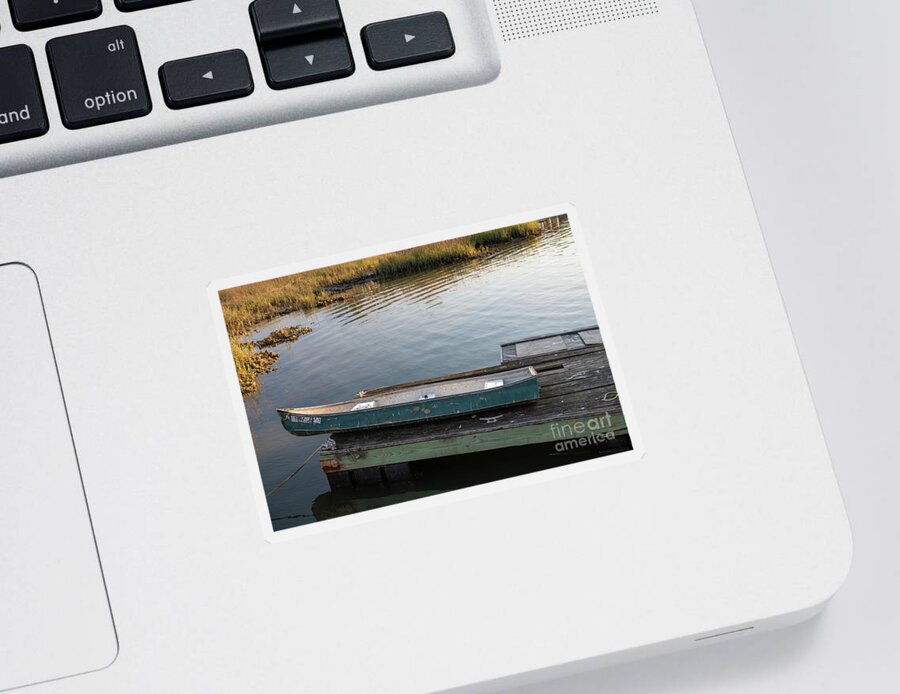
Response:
[216,213,632,531]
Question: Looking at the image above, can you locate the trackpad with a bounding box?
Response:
[0,264,117,691]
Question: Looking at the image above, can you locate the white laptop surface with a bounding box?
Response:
[0,1,850,692]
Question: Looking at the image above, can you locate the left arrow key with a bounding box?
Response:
[159,50,254,110]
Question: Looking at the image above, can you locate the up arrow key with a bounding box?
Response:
[251,0,345,43]
[404,34,415,43]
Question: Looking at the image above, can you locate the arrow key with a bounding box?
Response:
[250,0,344,43]
[362,12,455,71]
[159,50,254,109]
[261,34,354,90]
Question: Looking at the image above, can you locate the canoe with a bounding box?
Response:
[277,366,540,436]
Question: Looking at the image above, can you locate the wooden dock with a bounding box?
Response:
[320,327,628,487]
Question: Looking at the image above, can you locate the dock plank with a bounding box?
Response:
[579,328,602,345]
[500,326,601,363]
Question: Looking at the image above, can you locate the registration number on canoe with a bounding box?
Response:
[288,415,322,424]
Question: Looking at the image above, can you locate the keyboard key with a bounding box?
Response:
[261,34,353,90]
[361,12,455,71]
[47,26,152,130]
[159,50,254,109]
[0,45,49,145]
[250,0,343,43]
[9,0,102,32]
[115,0,191,11]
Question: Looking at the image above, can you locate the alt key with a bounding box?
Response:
[46,26,152,130]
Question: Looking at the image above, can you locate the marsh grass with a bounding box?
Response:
[255,325,312,348]
[231,340,279,395]
[470,221,543,247]
[221,220,546,394]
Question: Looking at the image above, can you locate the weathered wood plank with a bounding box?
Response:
[515,335,568,357]
[579,328,602,345]
[500,325,599,351]
[322,411,628,470]
[500,326,600,363]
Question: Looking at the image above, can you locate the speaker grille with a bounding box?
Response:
[493,0,659,41]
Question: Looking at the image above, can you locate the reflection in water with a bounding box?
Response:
[241,222,603,531]
[308,438,632,524]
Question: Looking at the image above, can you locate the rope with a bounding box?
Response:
[265,444,323,498]
[270,512,316,521]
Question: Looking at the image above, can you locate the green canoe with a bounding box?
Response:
[277,366,540,436]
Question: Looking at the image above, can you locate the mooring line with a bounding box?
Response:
[265,444,323,498]
[270,512,316,521]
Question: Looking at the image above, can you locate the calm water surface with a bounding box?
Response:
[243,223,601,530]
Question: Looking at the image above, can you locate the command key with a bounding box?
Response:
[47,26,152,130]
[0,45,49,145]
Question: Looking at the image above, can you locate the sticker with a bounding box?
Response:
[210,207,636,535]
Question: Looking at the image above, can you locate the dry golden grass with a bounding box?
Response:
[219,221,543,338]
[221,220,545,394]
[230,340,278,395]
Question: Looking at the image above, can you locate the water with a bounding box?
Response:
[241,222,603,530]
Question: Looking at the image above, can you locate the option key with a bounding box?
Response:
[47,26,152,130]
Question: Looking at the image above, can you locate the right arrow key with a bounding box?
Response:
[362,12,455,71]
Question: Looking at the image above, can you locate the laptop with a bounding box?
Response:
[0,1,851,692]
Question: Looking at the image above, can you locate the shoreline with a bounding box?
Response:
[222,222,549,395]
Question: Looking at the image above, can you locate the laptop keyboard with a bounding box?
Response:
[0,0,498,176]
